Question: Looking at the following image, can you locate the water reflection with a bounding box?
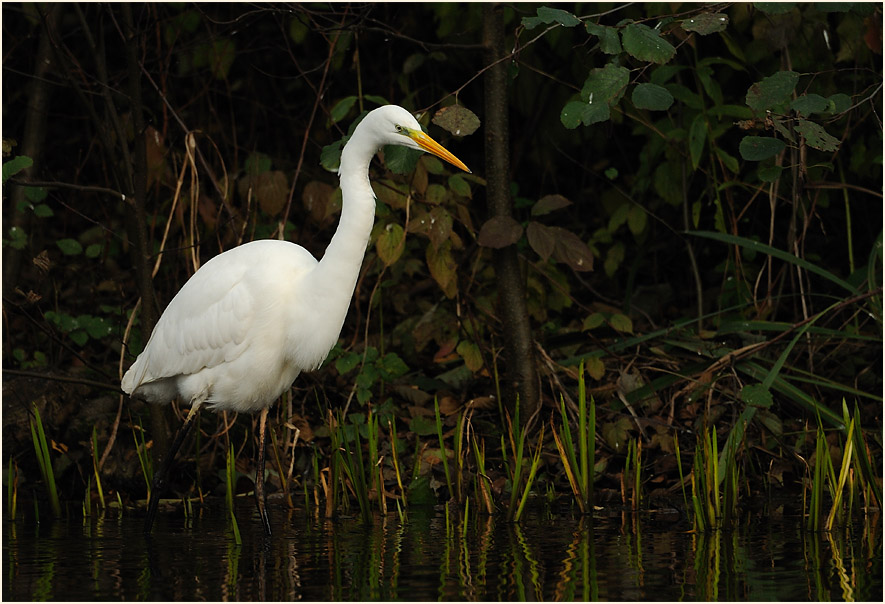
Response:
[3,501,882,601]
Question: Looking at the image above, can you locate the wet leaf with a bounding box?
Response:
[427,206,453,250]
[682,12,729,35]
[621,23,676,64]
[523,6,580,29]
[432,105,480,137]
[478,216,523,248]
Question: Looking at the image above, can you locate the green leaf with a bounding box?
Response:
[85,243,103,259]
[610,313,634,334]
[330,96,357,124]
[447,174,471,198]
[826,93,852,114]
[740,383,773,408]
[791,94,829,116]
[320,138,345,172]
[409,415,439,437]
[795,119,840,152]
[2,156,32,184]
[682,12,729,35]
[583,312,605,330]
[376,222,405,267]
[758,165,784,182]
[627,205,647,236]
[560,101,586,129]
[581,64,630,105]
[383,145,421,174]
[426,241,457,298]
[377,353,409,380]
[689,114,707,170]
[585,356,605,380]
[6,226,27,250]
[24,186,47,203]
[56,238,83,256]
[621,23,676,64]
[585,22,622,54]
[335,351,362,374]
[456,340,483,372]
[33,204,53,218]
[739,136,785,161]
[754,2,795,14]
[715,147,739,174]
[745,71,799,112]
[631,83,674,110]
[534,6,581,27]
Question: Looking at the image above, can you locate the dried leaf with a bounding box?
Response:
[531,193,573,216]
[478,215,523,248]
[526,221,556,262]
[431,105,480,137]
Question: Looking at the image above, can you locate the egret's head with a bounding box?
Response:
[360,105,470,173]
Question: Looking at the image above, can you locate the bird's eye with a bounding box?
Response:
[394,124,403,133]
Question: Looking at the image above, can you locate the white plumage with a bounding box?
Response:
[124,105,469,534]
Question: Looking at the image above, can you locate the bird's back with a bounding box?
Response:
[122,240,319,411]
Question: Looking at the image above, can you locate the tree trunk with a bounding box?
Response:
[482,4,539,426]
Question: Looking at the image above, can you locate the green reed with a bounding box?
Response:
[7,458,18,520]
[388,418,407,509]
[551,360,595,513]
[90,426,105,510]
[29,403,61,518]
[337,412,372,523]
[225,443,242,545]
[434,397,454,501]
[131,414,153,496]
[471,436,494,514]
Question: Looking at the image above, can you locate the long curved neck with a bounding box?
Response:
[310,136,378,314]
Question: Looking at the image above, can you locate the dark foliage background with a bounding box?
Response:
[2,3,881,512]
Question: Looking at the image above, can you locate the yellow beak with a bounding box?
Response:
[405,128,471,173]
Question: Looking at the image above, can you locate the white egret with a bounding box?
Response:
[122,105,470,534]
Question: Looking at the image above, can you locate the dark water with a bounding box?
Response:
[3,499,882,601]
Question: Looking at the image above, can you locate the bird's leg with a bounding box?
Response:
[144,404,201,533]
[255,406,272,536]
